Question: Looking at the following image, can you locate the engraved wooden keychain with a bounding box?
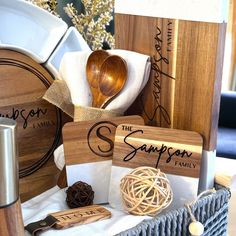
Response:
[24,205,111,235]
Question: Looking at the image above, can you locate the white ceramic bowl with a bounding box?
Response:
[46,27,91,78]
[0,0,68,63]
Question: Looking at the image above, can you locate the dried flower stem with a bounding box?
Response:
[64,0,115,50]
[26,0,115,50]
[26,0,59,16]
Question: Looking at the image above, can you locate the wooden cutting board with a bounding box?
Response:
[113,124,203,178]
[63,116,144,165]
[108,124,203,210]
[63,115,144,203]
[115,13,226,151]
[0,49,70,201]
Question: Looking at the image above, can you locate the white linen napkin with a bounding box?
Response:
[53,144,65,171]
[106,49,151,112]
[59,51,92,107]
[54,49,151,175]
[59,49,151,113]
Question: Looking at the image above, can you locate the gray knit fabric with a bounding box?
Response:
[116,187,230,236]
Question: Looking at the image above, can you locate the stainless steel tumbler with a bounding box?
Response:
[0,117,24,236]
[0,117,18,206]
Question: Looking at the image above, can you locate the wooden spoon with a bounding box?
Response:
[86,50,109,107]
[97,55,128,108]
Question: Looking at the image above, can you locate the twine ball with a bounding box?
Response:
[120,166,173,216]
[66,181,94,208]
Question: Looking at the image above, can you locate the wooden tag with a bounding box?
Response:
[25,205,111,235]
[51,205,111,229]
[113,124,203,178]
[63,116,144,165]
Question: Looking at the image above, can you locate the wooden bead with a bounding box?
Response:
[188,221,204,236]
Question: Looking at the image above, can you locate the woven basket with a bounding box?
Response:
[116,186,230,236]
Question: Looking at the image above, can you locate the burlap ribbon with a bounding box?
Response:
[43,80,123,122]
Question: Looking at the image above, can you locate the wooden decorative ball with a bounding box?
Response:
[120,166,173,216]
[188,221,204,236]
[66,181,94,208]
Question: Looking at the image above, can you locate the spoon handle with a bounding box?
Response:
[91,87,100,107]
[100,93,120,109]
[95,92,109,108]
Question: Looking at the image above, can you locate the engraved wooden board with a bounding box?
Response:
[25,205,111,235]
[0,49,61,176]
[63,116,144,165]
[113,124,203,178]
[51,205,111,229]
[0,49,71,201]
[115,14,226,151]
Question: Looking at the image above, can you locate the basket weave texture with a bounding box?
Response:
[116,186,230,236]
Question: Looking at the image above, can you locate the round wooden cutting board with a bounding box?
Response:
[0,49,62,178]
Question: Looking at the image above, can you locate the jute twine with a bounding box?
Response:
[74,105,122,121]
[120,167,173,216]
[43,79,123,120]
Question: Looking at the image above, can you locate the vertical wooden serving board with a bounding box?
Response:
[116,16,178,128]
[115,12,226,151]
[173,21,226,151]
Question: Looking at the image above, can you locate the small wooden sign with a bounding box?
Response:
[63,116,144,165]
[51,205,111,229]
[25,205,111,235]
[113,124,203,178]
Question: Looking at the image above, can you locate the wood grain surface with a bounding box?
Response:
[113,124,203,178]
[86,50,110,107]
[63,116,144,166]
[51,205,111,229]
[57,166,67,189]
[97,55,127,108]
[0,199,24,236]
[115,14,226,151]
[0,49,71,201]
[0,49,61,175]
[173,21,226,151]
[19,158,60,202]
[116,16,177,128]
